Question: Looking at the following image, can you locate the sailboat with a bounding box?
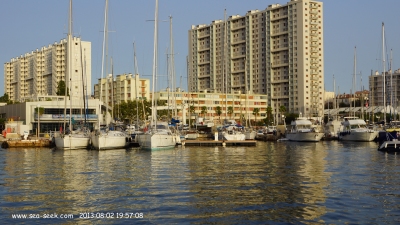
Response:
[90,0,128,150]
[243,92,256,140]
[136,0,176,150]
[167,15,182,145]
[324,75,341,140]
[338,46,378,141]
[54,0,90,150]
[219,9,245,141]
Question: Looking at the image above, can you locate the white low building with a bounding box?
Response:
[0,95,105,135]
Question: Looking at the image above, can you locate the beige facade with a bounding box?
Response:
[369,69,400,107]
[0,95,100,133]
[94,73,150,107]
[188,0,324,117]
[155,89,268,124]
[4,37,91,103]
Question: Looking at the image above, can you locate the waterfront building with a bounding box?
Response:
[324,91,334,104]
[0,95,100,135]
[155,89,268,125]
[188,0,324,117]
[369,69,400,108]
[3,37,91,103]
[94,73,151,106]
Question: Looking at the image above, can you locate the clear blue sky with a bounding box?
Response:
[1,0,400,96]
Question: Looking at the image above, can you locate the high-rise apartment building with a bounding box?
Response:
[188,0,323,117]
[94,73,150,106]
[369,69,400,108]
[4,37,91,102]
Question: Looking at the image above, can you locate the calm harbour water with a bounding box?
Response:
[0,141,399,224]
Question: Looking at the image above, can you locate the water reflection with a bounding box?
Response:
[0,141,399,224]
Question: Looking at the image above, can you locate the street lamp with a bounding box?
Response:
[282,114,286,126]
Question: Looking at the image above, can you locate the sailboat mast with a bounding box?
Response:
[150,0,159,128]
[63,0,73,133]
[84,49,88,125]
[80,42,87,126]
[98,0,108,130]
[333,74,335,110]
[68,0,73,132]
[223,9,227,120]
[169,15,177,119]
[353,46,356,118]
[382,22,386,124]
[390,49,393,118]
[133,42,139,127]
[166,48,170,119]
[111,57,114,122]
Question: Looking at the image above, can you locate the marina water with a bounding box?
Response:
[0,141,399,224]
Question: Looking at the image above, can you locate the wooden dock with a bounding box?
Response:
[1,138,53,148]
[182,140,257,146]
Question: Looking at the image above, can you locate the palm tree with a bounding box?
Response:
[266,106,273,125]
[201,106,207,118]
[227,106,234,119]
[189,105,195,115]
[253,108,260,126]
[35,106,45,116]
[189,105,195,125]
[215,106,222,122]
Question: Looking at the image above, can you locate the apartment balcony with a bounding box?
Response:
[231,52,245,59]
[271,60,289,68]
[311,26,318,31]
[232,37,246,44]
[310,54,318,58]
[311,16,318,20]
[311,37,319,42]
[231,68,245,74]
[271,45,289,53]
[270,14,288,21]
[311,99,319,104]
[231,23,246,31]
[310,65,319,69]
[311,70,319,75]
[198,32,210,38]
[310,10,318,14]
[271,79,289,84]
[311,48,318,53]
[231,83,244,88]
[271,28,289,37]
[198,45,210,52]
[310,75,318,81]
[198,73,211,78]
[271,95,289,100]
[310,32,318,37]
[198,60,210,65]
[311,86,319,92]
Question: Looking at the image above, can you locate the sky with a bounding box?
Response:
[1,0,400,96]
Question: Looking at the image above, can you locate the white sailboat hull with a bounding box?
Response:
[338,131,378,142]
[54,135,90,150]
[286,132,324,142]
[137,133,176,150]
[186,132,199,140]
[244,130,256,140]
[223,132,245,141]
[90,131,128,150]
